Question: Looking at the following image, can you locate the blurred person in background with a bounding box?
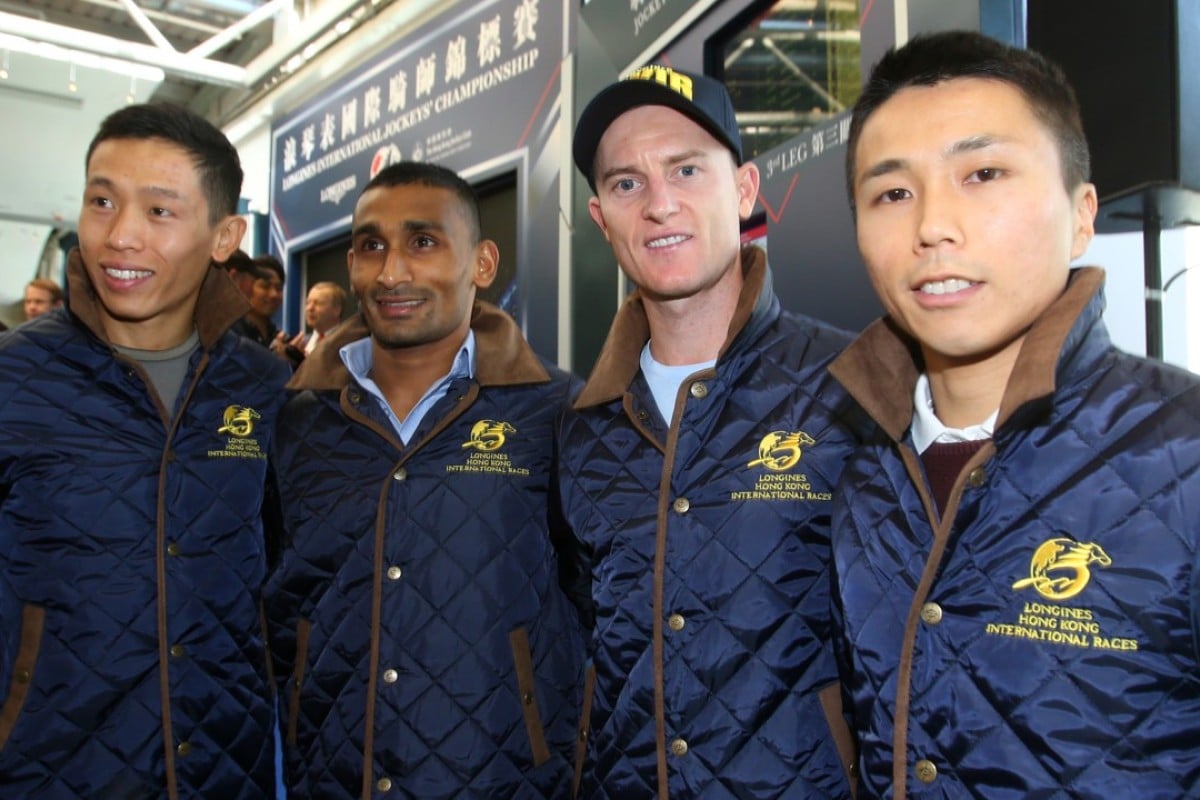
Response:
[23,278,63,321]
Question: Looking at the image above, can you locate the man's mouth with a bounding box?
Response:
[919,278,976,295]
[647,234,689,249]
[105,266,153,281]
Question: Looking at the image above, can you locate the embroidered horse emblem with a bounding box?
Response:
[462,420,516,452]
[1012,538,1111,601]
[747,431,815,472]
[217,405,261,438]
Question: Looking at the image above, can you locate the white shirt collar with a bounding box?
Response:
[910,373,998,454]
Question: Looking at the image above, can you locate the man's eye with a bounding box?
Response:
[615,178,637,192]
[879,188,911,204]
[969,167,1003,183]
[679,165,698,177]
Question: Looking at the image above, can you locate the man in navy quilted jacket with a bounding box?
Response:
[560,66,858,798]
[0,103,290,797]
[831,30,1200,798]
[264,161,584,799]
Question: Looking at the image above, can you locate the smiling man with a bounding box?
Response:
[559,66,858,798]
[0,103,290,798]
[265,161,584,798]
[829,30,1200,799]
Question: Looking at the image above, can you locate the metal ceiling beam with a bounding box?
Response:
[0,10,246,85]
[242,0,366,85]
[117,0,175,51]
[189,0,288,59]
[77,0,223,35]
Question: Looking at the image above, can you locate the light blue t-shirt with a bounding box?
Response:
[639,341,716,425]
[339,331,476,445]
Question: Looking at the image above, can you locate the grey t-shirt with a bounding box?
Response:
[114,330,201,416]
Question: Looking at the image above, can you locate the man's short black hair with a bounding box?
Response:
[86,102,243,225]
[845,30,1090,209]
[361,161,482,244]
[252,254,285,284]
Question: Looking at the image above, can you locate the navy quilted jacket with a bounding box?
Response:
[559,248,858,799]
[265,303,585,799]
[0,253,290,799]
[828,268,1200,799]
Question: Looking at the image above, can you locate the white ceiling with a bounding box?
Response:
[0,0,400,232]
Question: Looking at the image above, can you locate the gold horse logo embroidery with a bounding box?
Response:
[217,405,260,438]
[462,420,516,452]
[1012,538,1111,601]
[746,431,815,472]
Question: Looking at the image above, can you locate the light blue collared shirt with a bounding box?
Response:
[910,372,998,454]
[339,331,476,445]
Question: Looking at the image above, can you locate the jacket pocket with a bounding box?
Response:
[0,604,45,752]
[508,626,550,767]
[286,617,312,747]
[819,680,859,798]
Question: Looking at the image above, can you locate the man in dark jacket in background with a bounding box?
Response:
[265,161,584,799]
[831,30,1200,799]
[0,103,289,798]
[560,66,857,798]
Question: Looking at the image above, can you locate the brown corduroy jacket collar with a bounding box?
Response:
[573,246,770,410]
[286,300,550,392]
[828,266,1107,442]
[65,248,251,352]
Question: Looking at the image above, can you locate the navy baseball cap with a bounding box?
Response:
[572,65,744,192]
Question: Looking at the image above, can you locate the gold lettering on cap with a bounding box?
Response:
[628,65,694,101]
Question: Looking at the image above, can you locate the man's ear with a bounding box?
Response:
[212,215,248,262]
[1070,182,1098,261]
[473,240,499,289]
[587,196,611,242]
[735,161,761,220]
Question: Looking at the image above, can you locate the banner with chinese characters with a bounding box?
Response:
[270,0,562,246]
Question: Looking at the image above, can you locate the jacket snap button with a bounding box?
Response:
[689,382,708,399]
[967,467,986,487]
[170,644,186,658]
[16,670,29,684]
[668,614,685,632]
[176,741,192,757]
[393,468,407,482]
[670,738,688,757]
[376,776,392,792]
[382,668,398,684]
[348,389,361,404]
[523,692,534,705]
[672,497,690,514]
[920,603,943,625]
[915,759,937,783]
[386,565,402,580]
[166,542,180,557]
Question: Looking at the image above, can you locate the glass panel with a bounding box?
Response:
[720,0,862,159]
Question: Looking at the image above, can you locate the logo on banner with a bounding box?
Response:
[369,143,403,178]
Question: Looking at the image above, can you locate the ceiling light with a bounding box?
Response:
[67,62,77,93]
